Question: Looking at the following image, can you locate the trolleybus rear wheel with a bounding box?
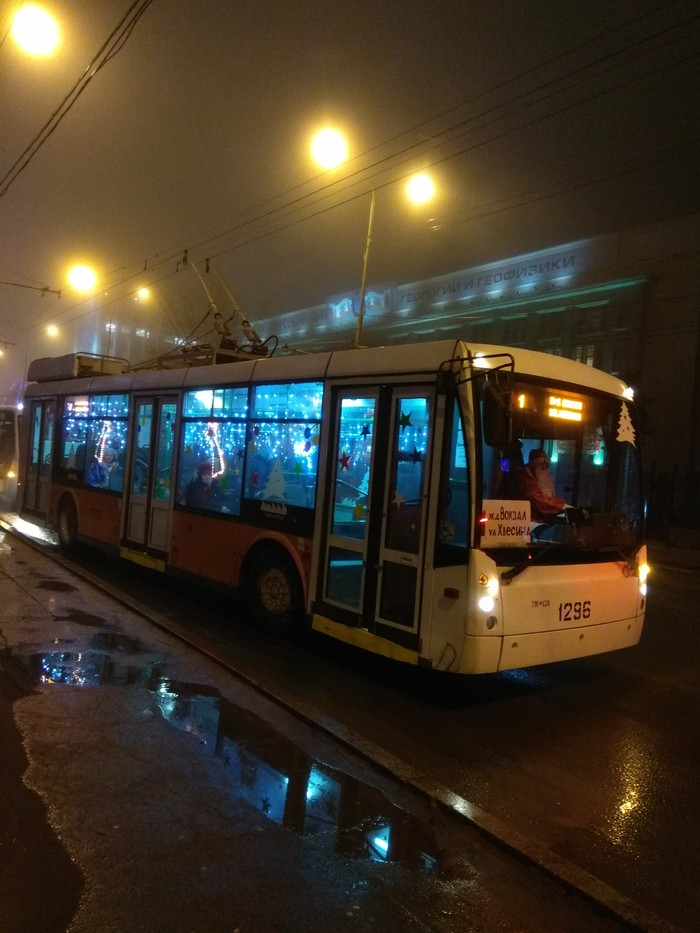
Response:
[246,550,303,634]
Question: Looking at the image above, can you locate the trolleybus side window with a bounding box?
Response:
[243,381,323,510]
[435,396,470,564]
[177,385,248,515]
[58,393,129,491]
[60,395,89,481]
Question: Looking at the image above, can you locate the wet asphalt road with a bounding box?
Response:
[0,524,697,933]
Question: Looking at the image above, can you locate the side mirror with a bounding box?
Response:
[482,382,511,446]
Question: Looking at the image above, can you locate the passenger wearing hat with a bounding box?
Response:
[519,448,569,521]
[185,460,225,511]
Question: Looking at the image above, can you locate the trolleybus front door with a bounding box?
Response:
[124,396,177,555]
[322,387,432,649]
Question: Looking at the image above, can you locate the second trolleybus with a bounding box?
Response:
[18,339,648,675]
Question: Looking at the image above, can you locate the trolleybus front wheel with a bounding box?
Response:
[57,496,79,551]
[246,550,303,634]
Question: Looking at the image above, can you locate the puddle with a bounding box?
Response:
[54,608,109,628]
[36,579,78,593]
[5,644,444,873]
[9,649,164,688]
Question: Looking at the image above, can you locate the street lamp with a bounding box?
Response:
[310,128,348,170]
[406,172,435,205]
[10,4,59,56]
[67,263,97,294]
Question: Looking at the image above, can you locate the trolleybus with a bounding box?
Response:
[18,340,648,674]
[0,405,20,510]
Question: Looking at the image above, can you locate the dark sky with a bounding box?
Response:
[0,0,698,392]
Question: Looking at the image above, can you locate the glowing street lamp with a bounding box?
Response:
[406,172,435,205]
[11,4,59,57]
[46,324,59,338]
[67,263,97,294]
[310,128,348,170]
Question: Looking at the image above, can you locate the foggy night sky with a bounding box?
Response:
[0,0,698,394]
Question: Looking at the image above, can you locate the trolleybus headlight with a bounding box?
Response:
[477,573,499,615]
[638,562,650,597]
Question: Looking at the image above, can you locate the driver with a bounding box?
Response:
[519,449,569,522]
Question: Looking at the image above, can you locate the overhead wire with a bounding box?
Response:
[0,0,155,198]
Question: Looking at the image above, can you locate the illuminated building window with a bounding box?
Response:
[574,345,596,366]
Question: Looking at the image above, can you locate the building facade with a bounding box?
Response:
[260,213,700,533]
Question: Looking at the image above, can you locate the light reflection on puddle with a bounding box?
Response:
[6,643,444,873]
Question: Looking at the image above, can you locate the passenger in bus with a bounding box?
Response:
[185,461,225,511]
[87,448,118,488]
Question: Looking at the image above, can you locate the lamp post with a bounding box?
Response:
[355,189,376,350]
[355,172,435,349]
[309,129,435,349]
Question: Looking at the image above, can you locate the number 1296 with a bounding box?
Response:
[559,600,591,622]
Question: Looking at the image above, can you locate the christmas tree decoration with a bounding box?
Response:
[617,402,636,447]
[262,459,286,500]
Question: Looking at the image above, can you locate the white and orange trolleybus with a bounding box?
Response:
[19,339,648,674]
[0,405,20,510]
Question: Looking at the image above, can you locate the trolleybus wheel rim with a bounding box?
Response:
[247,552,303,632]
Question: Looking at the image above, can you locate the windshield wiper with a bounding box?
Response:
[500,542,561,584]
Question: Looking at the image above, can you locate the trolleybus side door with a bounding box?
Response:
[124,396,177,554]
[321,386,432,649]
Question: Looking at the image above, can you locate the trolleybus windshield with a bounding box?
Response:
[479,379,643,553]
